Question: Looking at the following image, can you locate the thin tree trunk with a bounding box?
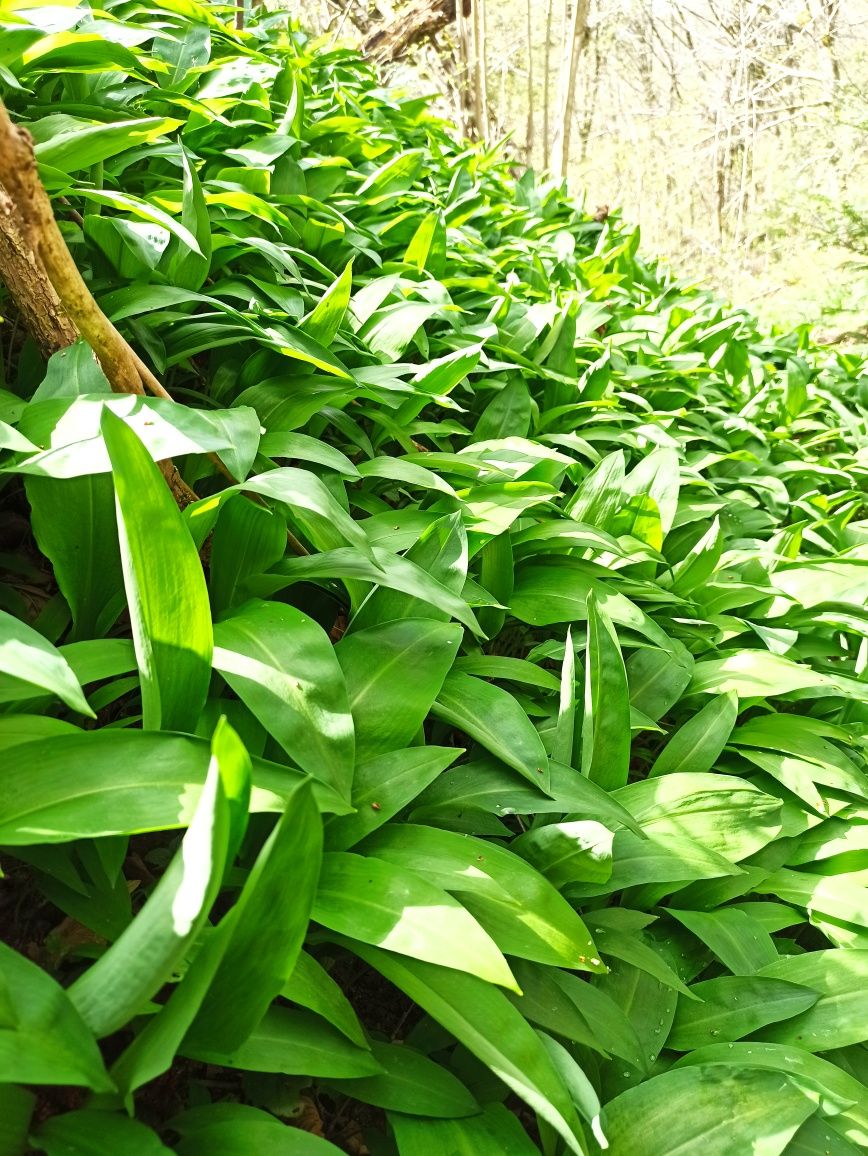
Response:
[542,0,555,168]
[553,0,591,179]
[525,0,535,163]
[471,0,489,139]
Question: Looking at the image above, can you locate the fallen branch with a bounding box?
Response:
[363,0,459,63]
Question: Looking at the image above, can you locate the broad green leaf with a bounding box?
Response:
[649,691,738,777]
[613,773,782,861]
[0,1085,34,1156]
[182,1006,382,1078]
[68,725,234,1037]
[302,259,353,345]
[213,599,355,800]
[258,546,480,634]
[183,780,321,1053]
[513,820,614,887]
[312,852,517,989]
[33,115,181,173]
[756,951,868,1051]
[432,671,550,790]
[0,608,93,716]
[665,906,778,974]
[512,557,675,651]
[350,511,468,630]
[673,1043,868,1140]
[323,746,460,851]
[0,729,347,846]
[208,495,287,615]
[26,474,124,639]
[601,1065,815,1155]
[335,619,461,761]
[360,823,604,971]
[0,942,113,1091]
[627,645,694,722]
[668,975,819,1050]
[281,950,368,1048]
[34,1111,174,1156]
[326,1040,478,1117]
[336,939,588,1156]
[689,650,866,701]
[581,593,630,790]
[389,1104,541,1155]
[171,1105,344,1155]
[101,409,212,731]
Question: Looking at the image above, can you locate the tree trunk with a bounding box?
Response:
[0,184,78,358]
[525,0,535,163]
[553,0,591,180]
[0,101,196,508]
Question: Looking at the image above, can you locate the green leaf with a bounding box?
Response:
[33,115,182,173]
[281,950,368,1048]
[389,1104,541,1155]
[209,495,287,616]
[171,1105,345,1154]
[34,1111,174,1156]
[26,474,124,640]
[668,975,820,1050]
[0,1085,34,1156]
[335,619,461,761]
[101,408,212,731]
[312,852,518,989]
[324,747,460,851]
[601,1065,815,1155]
[0,942,113,1091]
[68,723,235,1037]
[513,820,614,887]
[0,729,347,846]
[432,671,550,790]
[673,1042,868,1140]
[649,691,738,777]
[756,950,868,1051]
[260,546,480,635]
[581,593,631,790]
[0,608,93,716]
[360,823,604,971]
[302,259,353,346]
[183,779,321,1053]
[512,557,675,651]
[336,939,588,1156]
[182,1006,382,1078]
[665,906,778,974]
[326,1040,478,1117]
[213,599,355,800]
[613,773,782,861]
[350,511,468,630]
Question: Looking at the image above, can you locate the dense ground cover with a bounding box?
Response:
[1,3,868,1153]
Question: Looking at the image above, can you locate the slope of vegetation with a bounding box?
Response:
[0,4,867,1153]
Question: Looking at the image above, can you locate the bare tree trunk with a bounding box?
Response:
[542,0,555,169]
[577,27,599,163]
[0,101,196,507]
[552,0,591,179]
[0,185,77,357]
[525,0,535,164]
[470,0,489,138]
